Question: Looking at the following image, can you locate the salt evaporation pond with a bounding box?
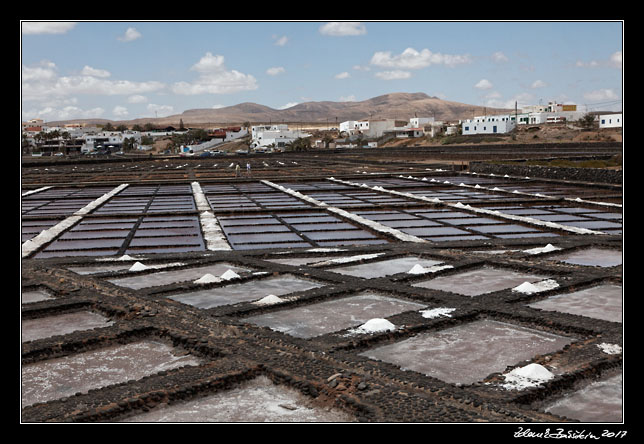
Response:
[21,311,113,343]
[361,319,573,385]
[545,373,622,422]
[21,340,202,408]
[244,292,426,338]
[121,375,354,422]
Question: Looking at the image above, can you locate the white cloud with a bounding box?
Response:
[491,51,509,63]
[339,95,356,102]
[335,71,350,79]
[22,22,76,35]
[319,22,366,36]
[81,66,111,78]
[273,35,288,46]
[118,27,141,42]
[172,52,258,95]
[146,103,174,117]
[375,70,411,80]
[21,60,58,82]
[127,95,148,103]
[576,51,622,69]
[583,89,620,102]
[112,106,129,117]
[22,105,104,121]
[371,47,471,69]
[475,79,493,90]
[266,66,285,76]
[278,102,298,110]
[484,91,502,99]
[483,92,534,110]
[531,79,547,89]
[21,60,165,102]
[190,52,225,73]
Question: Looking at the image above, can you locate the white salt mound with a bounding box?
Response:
[503,363,554,390]
[220,269,240,280]
[524,244,561,255]
[352,318,395,334]
[254,294,284,305]
[598,343,622,355]
[420,307,456,319]
[194,273,221,284]
[129,261,148,272]
[408,264,428,274]
[512,279,559,294]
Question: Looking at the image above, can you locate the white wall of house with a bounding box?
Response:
[409,117,434,128]
[462,115,516,135]
[250,126,311,148]
[599,113,622,128]
[363,120,396,138]
[339,121,358,134]
[224,128,248,141]
[251,124,288,140]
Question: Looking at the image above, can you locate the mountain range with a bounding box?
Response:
[49,92,515,127]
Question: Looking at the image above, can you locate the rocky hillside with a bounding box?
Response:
[49,92,514,127]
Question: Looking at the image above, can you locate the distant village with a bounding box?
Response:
[22,101,622,157]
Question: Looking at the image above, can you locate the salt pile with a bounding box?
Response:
[253,294,284,306]
[598,343,622,355]
[194,269,241,284]
[512,279,559,294]
[129,261,149,272]
[419,307,456,319]
[502,363,554,390]
[348,318,396,335]
[220,269,240,280]
[194,273,221,284]
[408,264,429,274]
[524,244,561,255]
[407,264,453,275]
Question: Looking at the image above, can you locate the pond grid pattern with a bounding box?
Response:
[21,164,622,424]
[21,174,623,258]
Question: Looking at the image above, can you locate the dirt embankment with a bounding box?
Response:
[380,125,622,148]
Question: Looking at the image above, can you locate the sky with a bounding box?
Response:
[20,20,623,122]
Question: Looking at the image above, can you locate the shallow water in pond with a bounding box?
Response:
[121,375,355,422]
[360,319,573,385]
[21,340,202,408]
[244,292,426,338]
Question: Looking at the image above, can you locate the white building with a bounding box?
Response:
[516,111,587,125]
[339,121,359,135]
[250,125,311,149]
[251,124,288,140]
[462,115,517,135]
[599,113,622,128]
[409,117,434,128]
[81,131,142,153]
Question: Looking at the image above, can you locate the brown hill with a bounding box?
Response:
[48,92,514,127]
